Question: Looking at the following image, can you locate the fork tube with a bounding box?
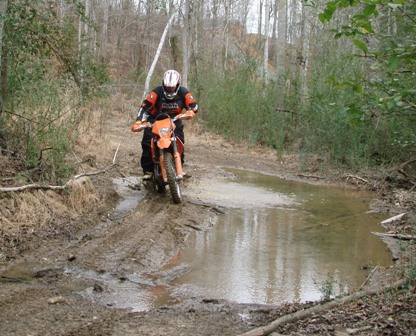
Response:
[159,151,168,182]
[171,139,183,177]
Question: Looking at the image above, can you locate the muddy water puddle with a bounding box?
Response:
[1,170,392,311]
[72,169,392,311]
[73,170,392,311]
[112,176,145,217]
[167,169,392,305]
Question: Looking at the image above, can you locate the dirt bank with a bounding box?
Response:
[0,103,415,336]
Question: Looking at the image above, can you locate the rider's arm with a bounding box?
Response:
[183,90,198,113]
[136,107,149,122]
[136,90,159,121]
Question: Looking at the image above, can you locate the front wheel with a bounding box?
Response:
[153,166,166,194]
[164,152,182,204]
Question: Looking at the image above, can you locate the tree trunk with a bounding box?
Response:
[263,0,270,82]
[257,0,263,44]
[182,0,190,87]
[240,0,250,41]
[276,0,287,106]
[0,0,9,112]
[143,12,176,100]
[191,0,202,84]
[299,2,311,104]
[222,0,231,71]
[100,0,109,59]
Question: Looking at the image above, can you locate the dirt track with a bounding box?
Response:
[0,111,290,336]
[0,108,414,336]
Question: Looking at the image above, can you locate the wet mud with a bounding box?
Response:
[0,115,414,336]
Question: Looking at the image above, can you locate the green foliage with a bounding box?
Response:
[291,0,416,169]
[196,66,292,151]
[313,271,351,300]
[318,0,415,118]
[3,64,83,182]
[292,34,414,169]
[80,55,111,97]
[315,272,339,300]
[2,0,109,98]
[0,0,110,183]
[154,0,168,13]
[197,13,414,170]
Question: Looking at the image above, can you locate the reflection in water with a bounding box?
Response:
[169,169,392,305]
[75,169,393,311]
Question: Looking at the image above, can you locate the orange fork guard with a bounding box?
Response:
[176,136,184,156]
[159,154,168,181]
[151,139,168,181]
[175,136,184,177]
[174,152,183,177]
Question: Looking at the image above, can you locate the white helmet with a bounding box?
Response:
[163,69,181,100]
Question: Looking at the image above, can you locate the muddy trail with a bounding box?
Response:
[0,108,415,336]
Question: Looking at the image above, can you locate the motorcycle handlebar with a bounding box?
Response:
[133,112,190,132]
[172,113,187,121]
[134,124,149,131]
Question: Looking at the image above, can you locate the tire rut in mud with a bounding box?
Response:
[64,194,215,277]
[0,189,226,336]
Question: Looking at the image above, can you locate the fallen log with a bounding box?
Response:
[184,223,202,231]
[236,279,407,336]
[372,231,415,241]
[357,266,379,292]
[188,200,226,214]
[0,164,117,193]
[380,213,406,225]
[296,174,324,180]
[345,174,369,184]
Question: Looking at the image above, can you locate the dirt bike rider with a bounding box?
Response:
[131,69,198,180]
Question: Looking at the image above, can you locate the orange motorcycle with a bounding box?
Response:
[133,111,193,204]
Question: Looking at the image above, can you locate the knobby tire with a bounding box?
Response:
[164,152,182,204]
[153,164,166,193]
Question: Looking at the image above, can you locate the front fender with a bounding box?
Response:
[158,137,171,149]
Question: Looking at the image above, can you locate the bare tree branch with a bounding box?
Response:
[372,232,415,241]
[0,164,117,193]
[237,279,407,336]
[142,12,176,100]
[380,213,406,225]
[345,174,369,184]
[113,141,121,164]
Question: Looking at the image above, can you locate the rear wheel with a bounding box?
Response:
[164,152,182,204]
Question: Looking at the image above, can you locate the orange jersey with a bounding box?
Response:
[138,86,198,121]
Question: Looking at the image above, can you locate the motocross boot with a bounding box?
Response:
[143,172,153,181]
